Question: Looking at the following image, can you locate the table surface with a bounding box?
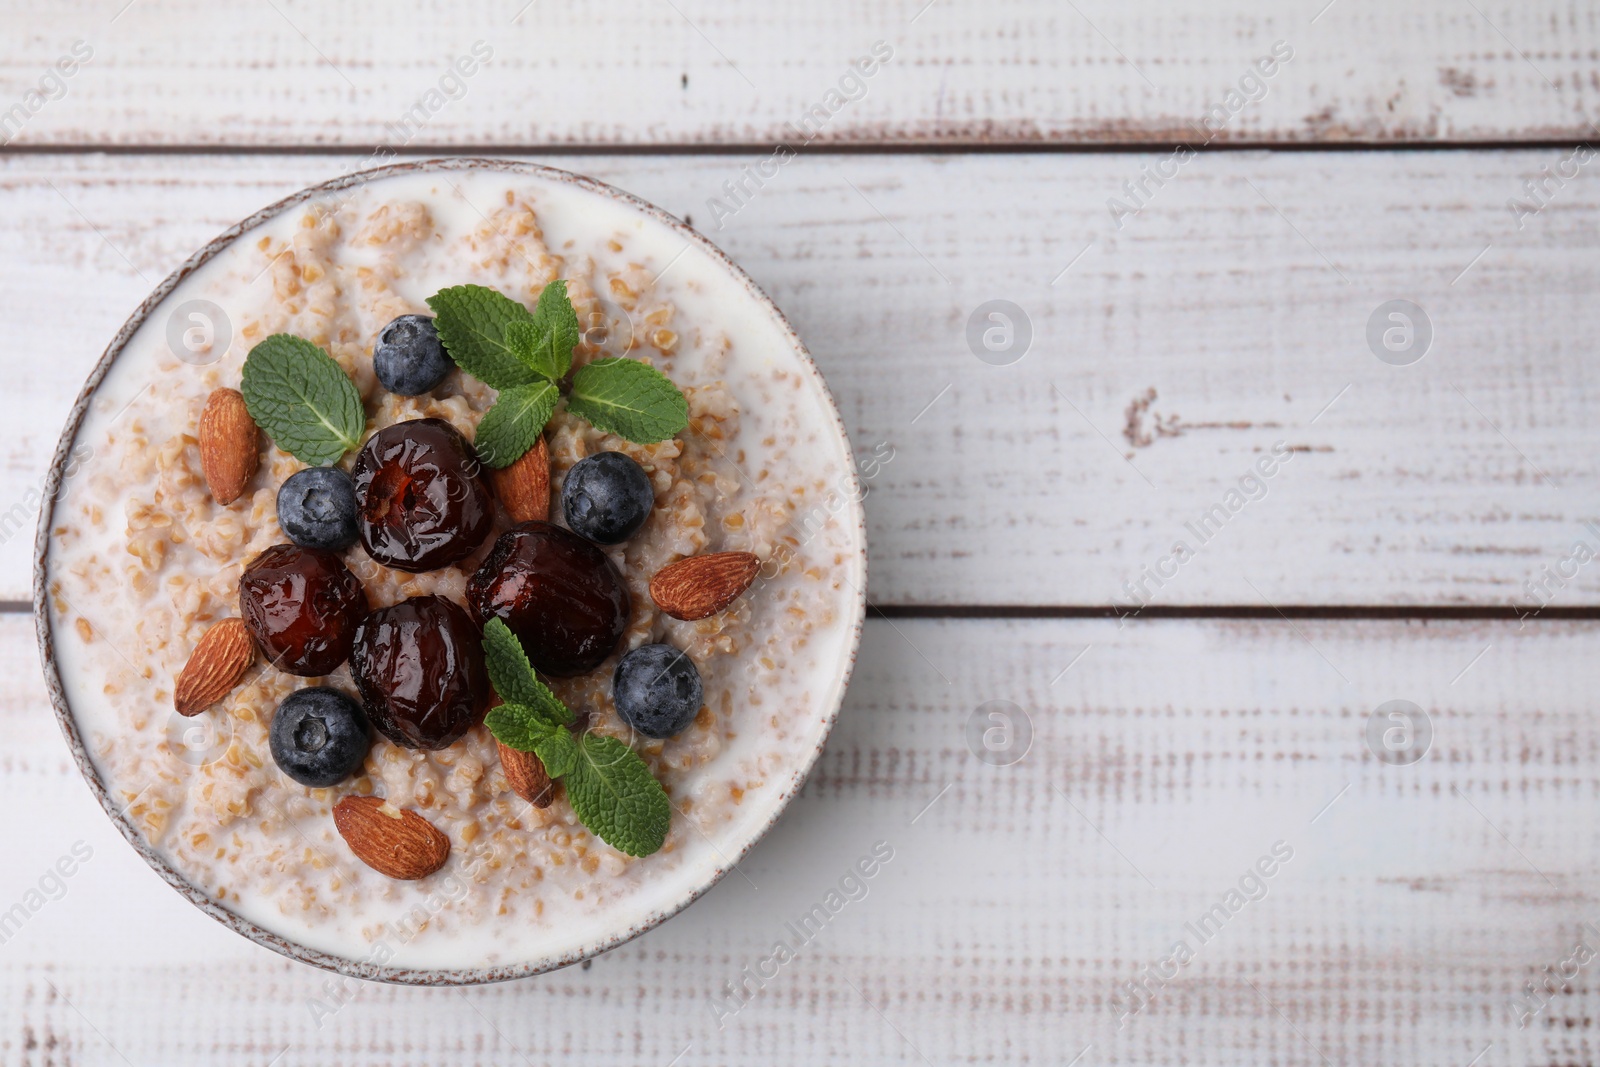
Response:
[4,3,1600,1065]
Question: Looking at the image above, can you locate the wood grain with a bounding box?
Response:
[4,152,1600,607]
[6,4,1595,1062]
[7,612,1600,1065]
[1,1,1596,148]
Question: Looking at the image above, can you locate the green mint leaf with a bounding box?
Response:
[567,357,689,444]
[528,279,580,381]
[482,618,573,727]
[503,321,544,372]
[426,284,542,390]
[240,334,365,466]
[564,732,671,857]
[485,703,560,752]
[473,380,559,468]
[504,281,580,382]
[533,728,580,779]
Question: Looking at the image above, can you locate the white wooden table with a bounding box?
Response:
[5,3,1600,1064]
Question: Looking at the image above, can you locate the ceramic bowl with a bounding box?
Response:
[34,159,867,985]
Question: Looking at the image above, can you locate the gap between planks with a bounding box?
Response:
[0,139,1593,157]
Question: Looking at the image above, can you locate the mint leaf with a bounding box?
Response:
[565,733,671,857]
[504,321,543,372]
[473,381,558,468]
[533,728,580,779]
[427,284,542,390]
[240,334,365,466]
[567,358,689,444]
[482,618,573,727]
[485,703,560,752]
[506,280,580,382]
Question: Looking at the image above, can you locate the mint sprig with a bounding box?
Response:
[240,334,365,466]
[481,618,670,857]
[426,281,688,468]
[482,617,571,727]
[507,280,580,382]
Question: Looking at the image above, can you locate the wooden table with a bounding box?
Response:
[4,3,1599,1063]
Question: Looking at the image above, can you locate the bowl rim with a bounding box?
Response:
[32,157,868,986]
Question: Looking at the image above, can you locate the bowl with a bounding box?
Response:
[33,159,867,985]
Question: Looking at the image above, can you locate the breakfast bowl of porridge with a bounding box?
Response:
[32,159,867,984]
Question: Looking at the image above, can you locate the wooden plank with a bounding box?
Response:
[8,612,1600,1064]
[5,152,1599,607]
[1,1,1595,148]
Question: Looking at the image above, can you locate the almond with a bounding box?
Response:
[174,617,255,716]
[333,795,450,880]
[498,741,556,808]
[649,551,761,621]
[198,388,260,505]
[491,435,550,524]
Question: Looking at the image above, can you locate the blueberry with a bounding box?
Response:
[374,314,451,396]
[612,643,703,739]
[562,452,654,545]
[277,466,358,550]
[269,686,371,787]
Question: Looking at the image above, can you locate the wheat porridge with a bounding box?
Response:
[41,165,864,972]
